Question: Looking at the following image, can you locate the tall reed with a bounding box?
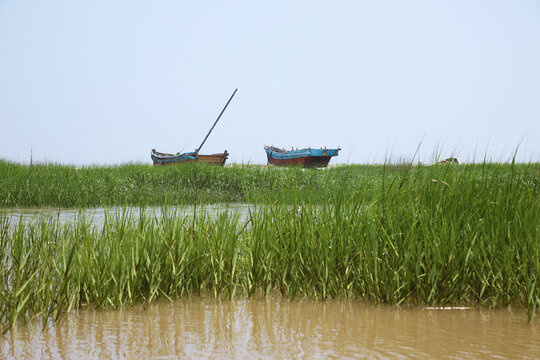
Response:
[0,160,458,207]
[0,161,538,331]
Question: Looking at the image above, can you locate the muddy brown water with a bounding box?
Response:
[1,297,538,359]
[1,208,538,359]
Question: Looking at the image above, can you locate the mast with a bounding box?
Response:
[196,88,238,155]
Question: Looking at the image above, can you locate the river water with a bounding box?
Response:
[0,204,255,228]
[1,208,538,359]
[1,296,538,359]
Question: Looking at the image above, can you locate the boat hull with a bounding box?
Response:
[264,146,340,168]
[151,149,229,166]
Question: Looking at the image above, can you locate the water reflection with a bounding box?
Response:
[1,296,538,359]
[0,204,255,228]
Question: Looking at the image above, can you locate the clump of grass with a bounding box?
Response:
[0,160,538,331]
[1,160,335,207]
[4,159,519,207]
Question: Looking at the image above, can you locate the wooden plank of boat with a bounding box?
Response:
[264,145,340,168]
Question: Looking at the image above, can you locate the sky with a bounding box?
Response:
[1,0,539,165]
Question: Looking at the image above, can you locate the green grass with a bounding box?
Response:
[1,159,538,208]
[0,160,538,331]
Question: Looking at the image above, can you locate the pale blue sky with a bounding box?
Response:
[1,0,539,165]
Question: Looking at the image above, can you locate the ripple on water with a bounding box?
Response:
[3,297,537,359]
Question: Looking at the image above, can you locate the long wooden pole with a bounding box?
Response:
[196,88,238,154]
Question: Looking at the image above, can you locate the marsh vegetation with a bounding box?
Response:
[0,160,538,332]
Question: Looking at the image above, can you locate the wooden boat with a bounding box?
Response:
[436,157,460,164]
[152,89,237,166]
[151,149,229,166]
[264,145,340,168]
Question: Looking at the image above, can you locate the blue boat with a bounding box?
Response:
[151,150,229,166]
[264,146,340,167]
[151,89,237,166]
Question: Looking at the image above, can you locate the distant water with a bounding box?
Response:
[0,204,255,228]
